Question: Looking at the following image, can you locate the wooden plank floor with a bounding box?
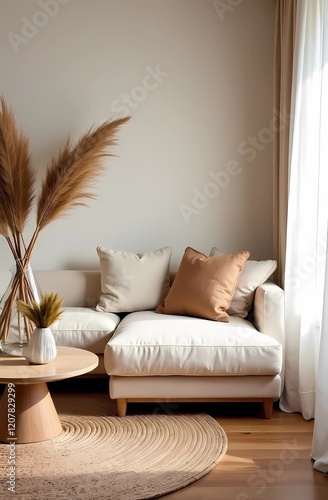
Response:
[164,403,327,500]
[1,380,327,499]
[50,379,327,499]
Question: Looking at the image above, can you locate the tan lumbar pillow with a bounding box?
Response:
[155,247,250,321]
[96,246,172,313]
[210,247,277,318]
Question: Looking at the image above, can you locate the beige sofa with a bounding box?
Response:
[35,267,285,419]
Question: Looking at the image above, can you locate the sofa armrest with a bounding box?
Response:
[253,281,285,345]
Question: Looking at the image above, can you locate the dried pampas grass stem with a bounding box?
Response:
[0,96,130,342]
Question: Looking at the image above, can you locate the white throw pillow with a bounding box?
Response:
[210,247,277,318]
[96,246,172,313]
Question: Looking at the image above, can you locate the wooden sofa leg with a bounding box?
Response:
[262,398,273,419]
[117,398,127,417]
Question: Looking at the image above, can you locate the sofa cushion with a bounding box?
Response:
[155,247,250,321]
[51,307,121,354]
[210,248,277,318]
[104,311,283,376]
[96,246,171,313]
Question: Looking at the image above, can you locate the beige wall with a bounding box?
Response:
[0,0,276,293]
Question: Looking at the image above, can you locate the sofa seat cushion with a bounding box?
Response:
[104,311,282,376]
[51,307,121,354]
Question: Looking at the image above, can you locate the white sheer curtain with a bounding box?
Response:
[312,238,328,472]
[279,0,328,472]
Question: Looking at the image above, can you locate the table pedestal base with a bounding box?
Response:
[0,383,63,443]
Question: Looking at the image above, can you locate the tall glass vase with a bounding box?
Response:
[0,262,40,356]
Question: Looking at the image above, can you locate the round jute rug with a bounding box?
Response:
[0,402,228,499]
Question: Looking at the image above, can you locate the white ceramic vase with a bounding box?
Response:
[22,327,57,364]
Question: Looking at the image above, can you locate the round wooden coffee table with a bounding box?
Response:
[0,346,98,443]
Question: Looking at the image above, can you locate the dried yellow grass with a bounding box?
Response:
[16,292,63,328]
